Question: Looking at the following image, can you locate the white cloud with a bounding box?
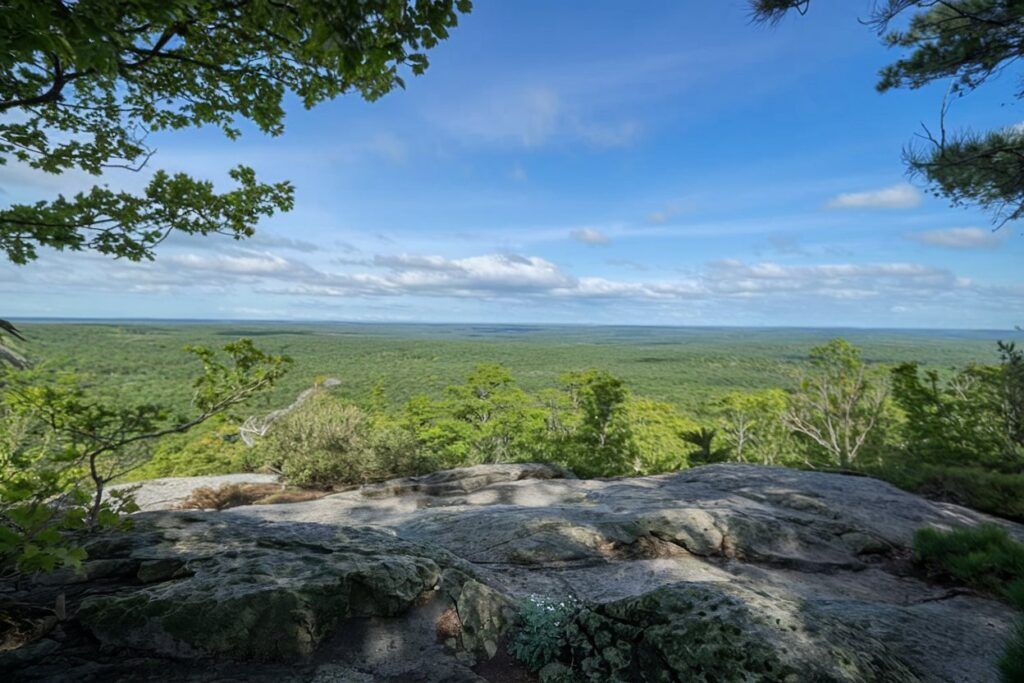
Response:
[249,233,321,253]
[6,245,1022,327]
[825,183,921,210]
[646,200,694,225]
[434,85,639,150]
[165,252,309,277]
[569,228,610,246]
[704,260,959,300]
[447,86,560,147]
[908,227,1003,249]
[606,258,650,272]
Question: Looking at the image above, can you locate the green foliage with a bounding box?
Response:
[914,524,1024,597]
[625,397,699,474]
[401,365,641,478]
[1000,342,1024,451]
[0,407,90,572]
[560,370,636,477]
[0,0,471,264]
[891,361,1017,467]
[440,363,548,465]
[17,323,999,419]
[869,463,1024,522]
[14,323,1024,516]
[250,392,434,488]
[508,595,582,673]
[0,339,288,573]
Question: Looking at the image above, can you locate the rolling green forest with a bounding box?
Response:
[22,322,1007,413]
[5,322,1023,540]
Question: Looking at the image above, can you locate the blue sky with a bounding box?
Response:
[2,1,1022,328]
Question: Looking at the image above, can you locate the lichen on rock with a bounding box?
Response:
[2,463,1020,681]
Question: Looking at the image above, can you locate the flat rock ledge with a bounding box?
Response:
[2,463,1020,682]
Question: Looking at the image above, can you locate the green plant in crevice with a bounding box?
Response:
[508,595,582,673]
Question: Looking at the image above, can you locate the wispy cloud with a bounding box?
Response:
[428,83,640,150]
[646,200,694,225]
[606,258,650,272]
[907,227,1003,249]
[826,183,921,210]
[570,228,610,246]
[704,260,962,300]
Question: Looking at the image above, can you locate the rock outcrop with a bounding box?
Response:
[2,463,1020,681]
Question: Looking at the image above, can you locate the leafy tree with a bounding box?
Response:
[561,370,637,477]
[783,339,888,469]
[751,0,1024,225]
[441,363,546,464]
[891,361,1013,467]
[625,397,700,474]
[714,389,793,465]
[0,0,472,264]
[1000,342,1024,450]
[402,364,548,467]
[0,339,290,572]
[891,344,1024,468]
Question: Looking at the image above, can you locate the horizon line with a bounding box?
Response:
[7,317,1020,335]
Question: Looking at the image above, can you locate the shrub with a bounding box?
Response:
[508,595,581,672]
[177,483,323,510]
[913,524,1024,597]
[256,395,369,488]
[250,393,434,488]
[364,421,438,481]
[870,463,1024,521]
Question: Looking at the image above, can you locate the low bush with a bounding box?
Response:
[248,392,436,488]
[867,463,1024,522]
[914,524,1024,598]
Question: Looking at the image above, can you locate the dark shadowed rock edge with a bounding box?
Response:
[1,462,1020,682]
